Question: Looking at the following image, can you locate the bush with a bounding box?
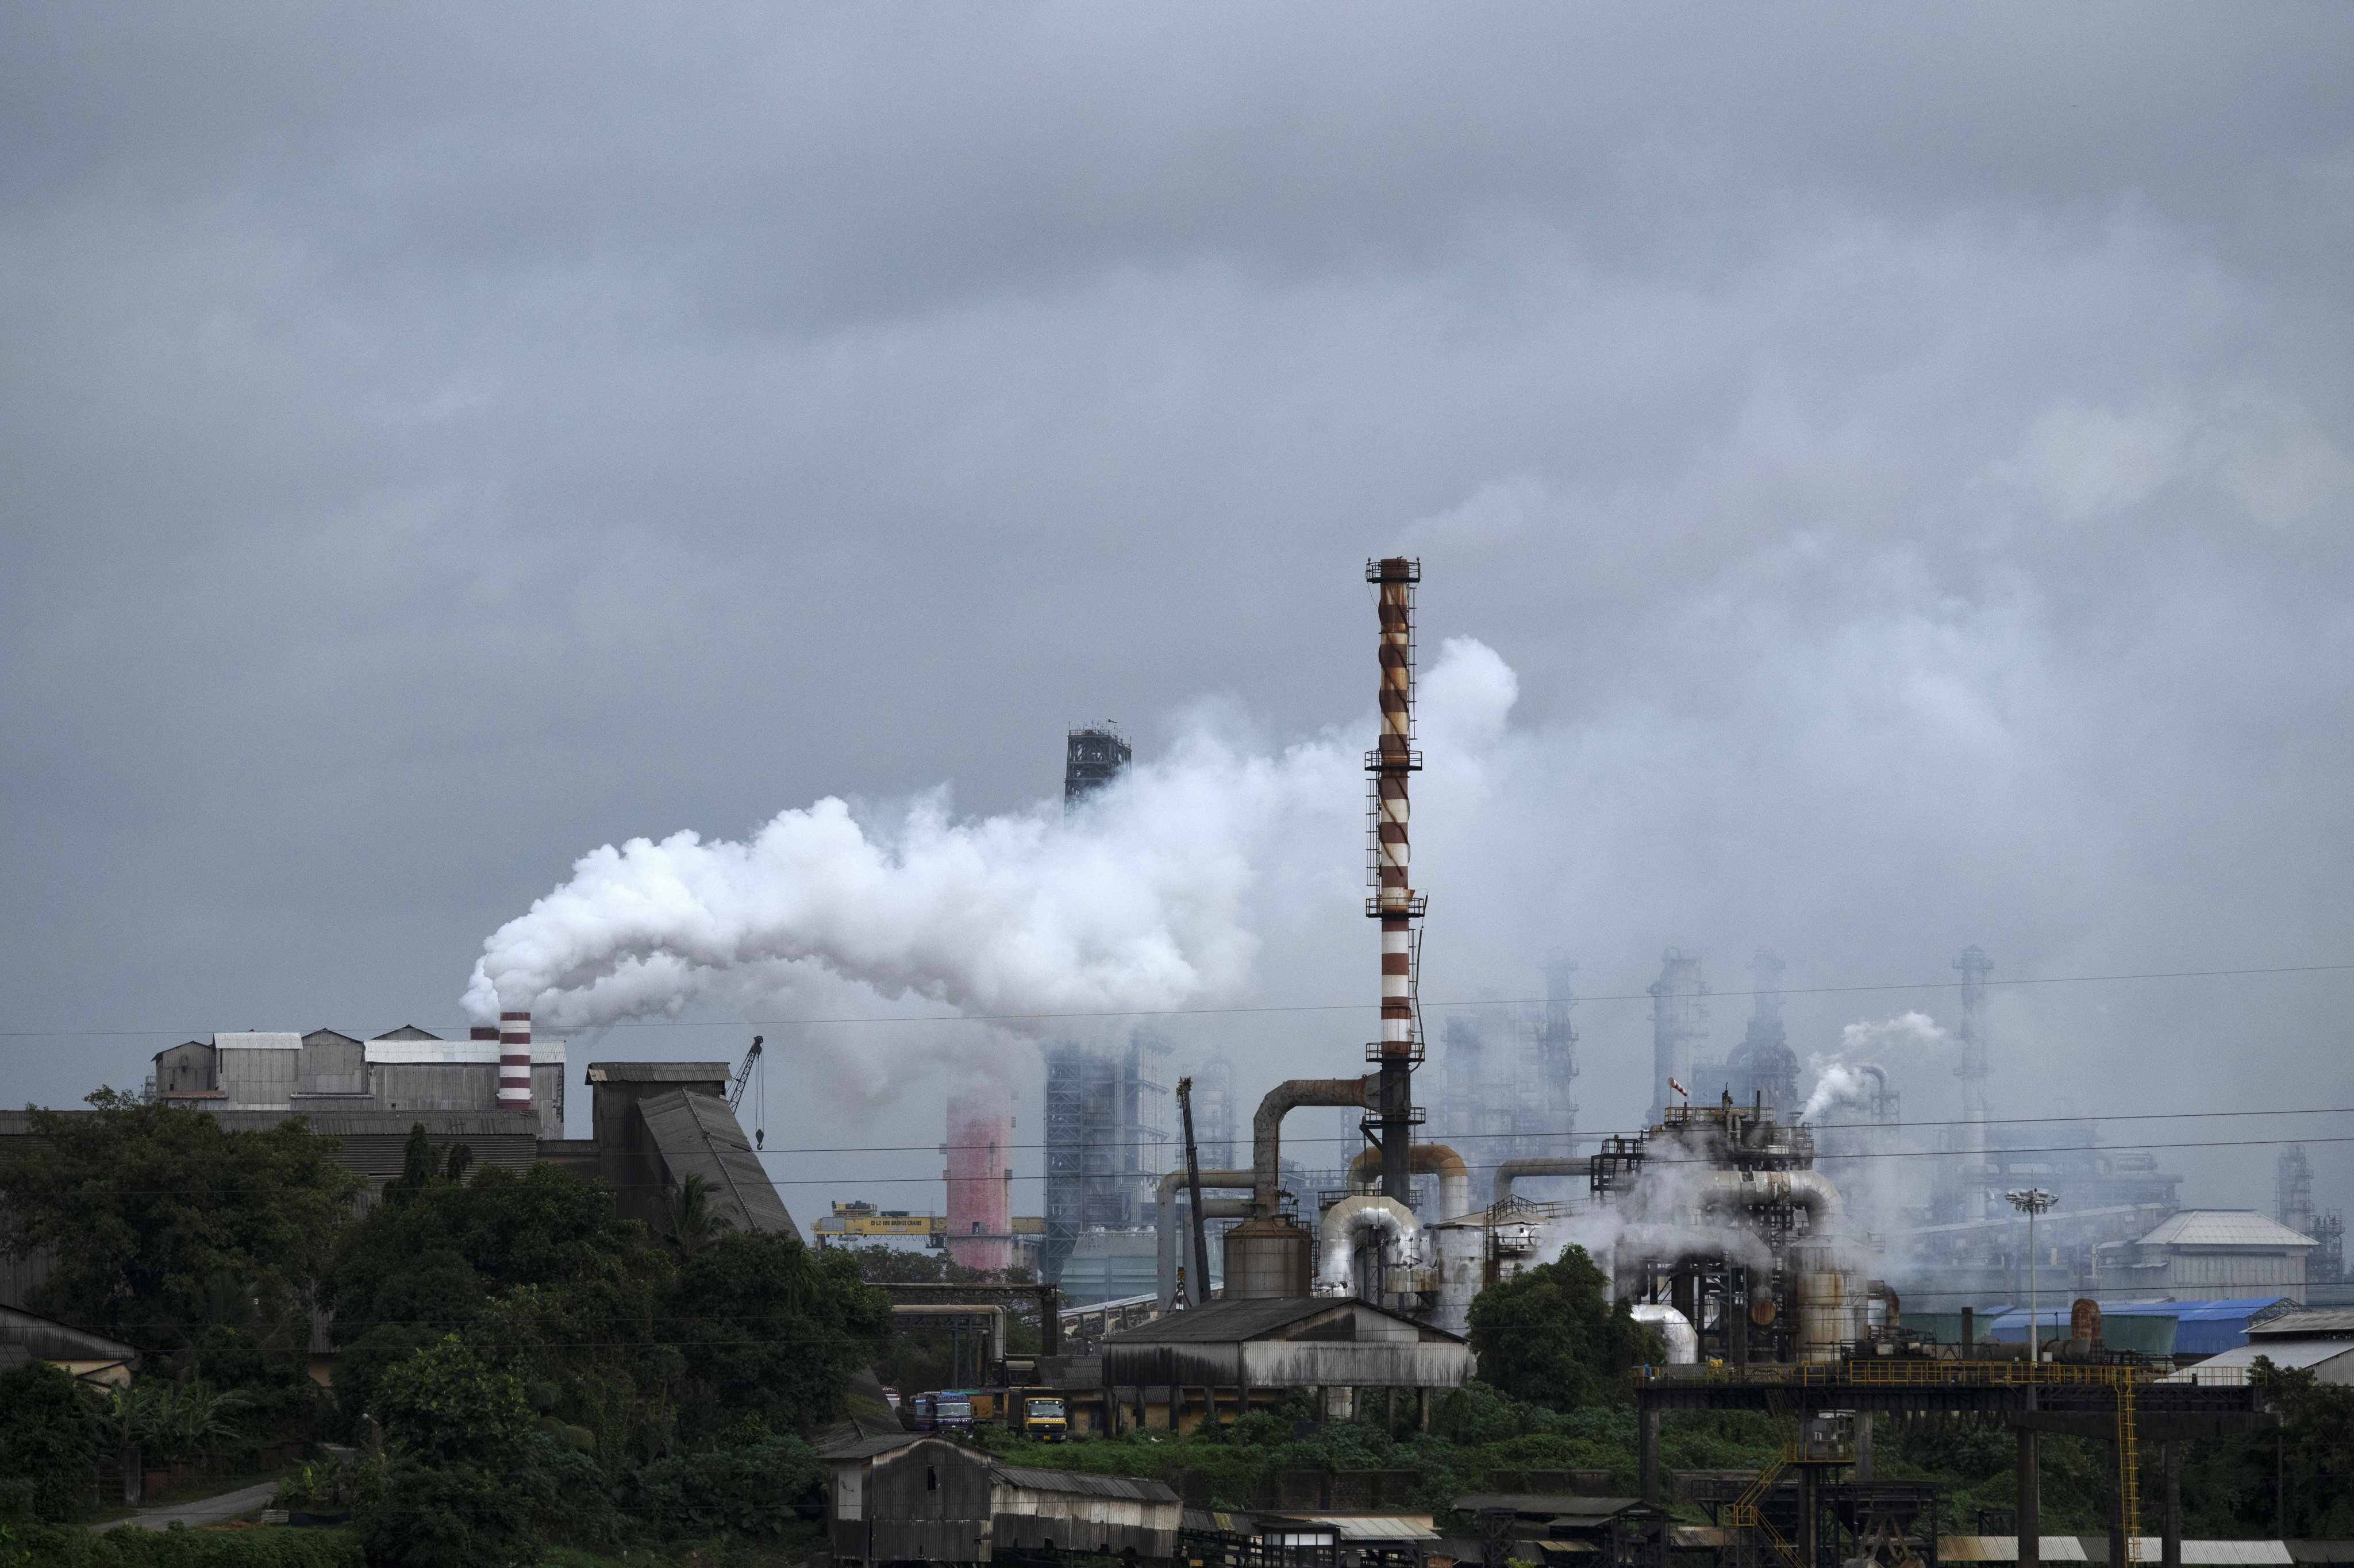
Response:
[353,1461,537,1568]
[619,1433,826,1540]
[1,1521,364,1568]
[0,1361,99,1523]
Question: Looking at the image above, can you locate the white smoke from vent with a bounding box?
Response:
[464,648,1516,1031]
[1838,1011,1952,1057]
[1799,1012,1951,1118]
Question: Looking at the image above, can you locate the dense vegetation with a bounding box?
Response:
[10,1097,2354,1563]
[0,1103,885,1566]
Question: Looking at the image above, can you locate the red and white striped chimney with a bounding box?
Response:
[498,1011,532,1111]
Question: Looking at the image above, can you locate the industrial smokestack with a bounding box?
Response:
[1955,946,1992,1223]
[498,1010,532,1111]
[1367,557,1426,1204]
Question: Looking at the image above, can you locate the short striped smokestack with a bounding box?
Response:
[498,1011,532,1111]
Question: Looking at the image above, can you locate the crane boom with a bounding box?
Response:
[730,1035,763,1110]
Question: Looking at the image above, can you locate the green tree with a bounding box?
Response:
[1465,1245,1661,1410]
[324,1159,669,1434]
[669,1232,892,1436]
[0,1091,361,1357]
[0,1362,98,1523]
[375,1335,530,1467]
[659,1172,740,1255]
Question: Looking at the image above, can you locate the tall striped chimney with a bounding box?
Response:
[1367,557,1425,1204]
[498,1011,532,1111]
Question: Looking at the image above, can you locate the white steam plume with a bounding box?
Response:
[463,638,1521,1031]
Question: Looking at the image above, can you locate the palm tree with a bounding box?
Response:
[660,1173,740,1255]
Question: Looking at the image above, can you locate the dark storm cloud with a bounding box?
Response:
[2,3,2351,1215]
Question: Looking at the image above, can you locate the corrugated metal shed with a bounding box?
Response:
[2160,1340,2354,1382]
[821,1434,928,1462]
[1986,1297,2288,1357]
[1103,1297,1472,1392]
[2137,1212,2317,1250]
[2250,1308,2354,1339]
[634,1088,800,1241]
[1251,1513,1438,1542]
[1455,1497,1648,1520]
[993,1466,1179,1503]
[214,1032,303,1051]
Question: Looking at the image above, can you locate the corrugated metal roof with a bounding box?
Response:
[363,1041,567,1065]
[2250,1308,2354,1339]
[1940,1538,2090,1562]
[1250,1514,1437,1541]
[214,1032,302,1051]
[2160,1340,2354,1378]
[2082,1542,2291,1565]
[992,1466,1179,1504]
[818,1434,929,1461]
[636,1088,801,1242]
[586,1062,731,1084]
[1107,1296,1460,1344]
[1453,1497,1648,1519]
[2137,1211,2317,1250]
[371,1026,444,1041]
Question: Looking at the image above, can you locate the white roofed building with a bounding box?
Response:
[2095,1209,2315,1304]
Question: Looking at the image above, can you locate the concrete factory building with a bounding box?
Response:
[148,1024,567,1139]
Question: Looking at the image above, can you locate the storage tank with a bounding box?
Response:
[1789,1243,1867,1360]
[1222,1216,1313,1299]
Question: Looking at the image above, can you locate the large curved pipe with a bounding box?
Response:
[1315,1195,1420,1297]
[1154,1168,1252,1311]
[1631,1304,1698,1365]
[1253,1078,1368,1219]
[1696,1169,1845,1235]
[1345,1144,1474,1221]
[1492,1157,1592,1207]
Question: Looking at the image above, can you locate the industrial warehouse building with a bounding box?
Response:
[822,1435,1182,1565]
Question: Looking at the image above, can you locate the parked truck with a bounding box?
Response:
[1006,1390,1068,1443]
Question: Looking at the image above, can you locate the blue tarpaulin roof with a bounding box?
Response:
[1980,1298,2286,1356]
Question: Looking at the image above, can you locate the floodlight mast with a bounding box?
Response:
[2006,1187,2059,1359]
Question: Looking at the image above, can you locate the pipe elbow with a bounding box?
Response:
[1630,1304,1699,1365]
[1314,1195,1420,1297]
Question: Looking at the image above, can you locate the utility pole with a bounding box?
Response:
[1177,1076,1213,1308]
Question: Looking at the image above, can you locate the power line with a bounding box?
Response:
[6,960,2350,1038]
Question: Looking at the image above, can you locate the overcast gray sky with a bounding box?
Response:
[5,4,2352,1225]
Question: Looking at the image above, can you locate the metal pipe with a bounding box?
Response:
[1491,1156,1593,1208]
[1345,1143,1474,1220]
[1630,1304,1698,1365]
[1316,1195,1420,1297]
[1694,1168,1846,1234]
[1252,1080,1367,1219]
[1155,1169,1251,1309]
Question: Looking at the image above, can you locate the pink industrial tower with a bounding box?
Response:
[944,1083,1014,1272]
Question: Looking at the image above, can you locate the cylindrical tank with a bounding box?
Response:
[1222,1216,1313,1299]
[1789,1244,1867,1360]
